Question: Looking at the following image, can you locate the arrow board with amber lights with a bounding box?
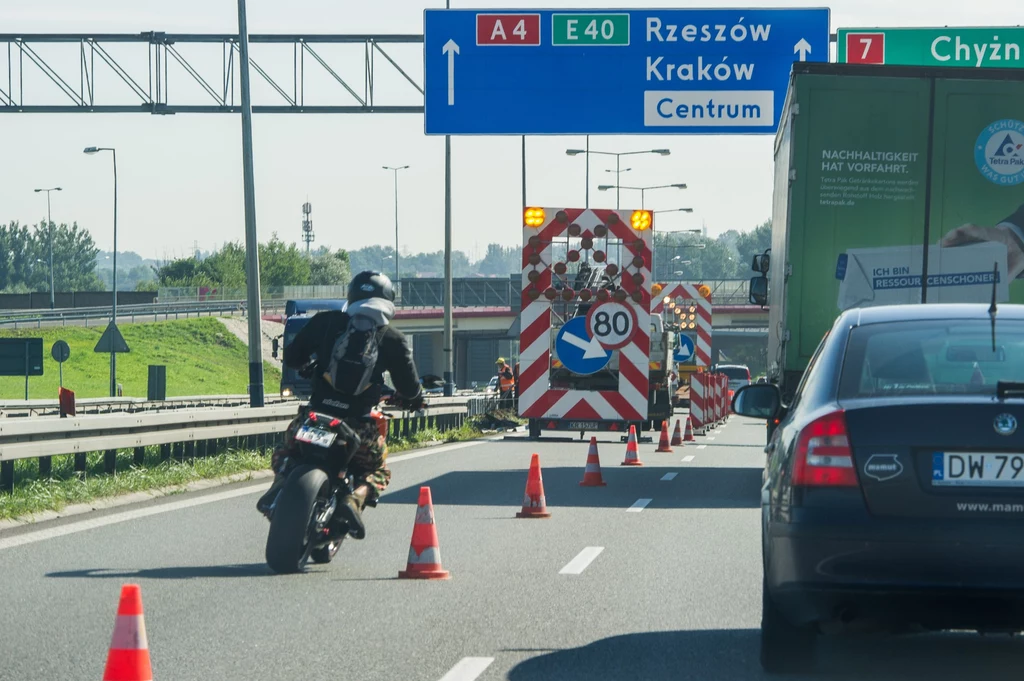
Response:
[651,283,713,367]
[519,207,652,423]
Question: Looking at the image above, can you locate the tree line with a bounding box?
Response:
[0,221,105,292]
[0,219,772,294]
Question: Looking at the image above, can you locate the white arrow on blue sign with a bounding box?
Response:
[674,333,696,363]
[424,7,830,135]
[556,316,613,376]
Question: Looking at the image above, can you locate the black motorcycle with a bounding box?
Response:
[262,375,442,574]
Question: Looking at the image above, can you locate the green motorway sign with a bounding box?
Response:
[837,27,1024,69]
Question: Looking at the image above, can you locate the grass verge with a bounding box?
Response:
[0,411,523,522]
[0,317,281,400]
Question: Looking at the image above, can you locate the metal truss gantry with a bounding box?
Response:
[0,33,424,114]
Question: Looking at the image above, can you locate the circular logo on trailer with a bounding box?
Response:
[585,301,638,350]
[975,119,1024,186]
[994,413,1018,436]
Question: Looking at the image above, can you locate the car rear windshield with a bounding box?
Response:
[719,366,750,381]
[838,319,1024,398]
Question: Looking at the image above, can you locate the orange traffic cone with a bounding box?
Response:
[398,486,451,580]
[671,419,684,446]
[102,584,152,681]
[579,437,607,487]
[518,453,552,517]
[656,420,673,452]
[683,416,696,442]
[621,425,644,466]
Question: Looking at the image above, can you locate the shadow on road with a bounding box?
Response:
[505,628,1024,681]
[380,466,761,510]
[46,564,273,580]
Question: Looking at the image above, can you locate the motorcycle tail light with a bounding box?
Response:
[329,418,341,428]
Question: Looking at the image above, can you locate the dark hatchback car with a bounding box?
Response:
[734,303,1024,673]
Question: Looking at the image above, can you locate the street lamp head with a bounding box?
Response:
[34,189,41,193]
[671,183,687,189]
[565,149,586,156]
[83,147,100,154]
[597,185,615,191]
[652,149,672,156]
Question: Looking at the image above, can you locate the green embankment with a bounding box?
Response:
[0,318,281,400]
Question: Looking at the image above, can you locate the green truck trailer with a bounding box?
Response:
[752,62,1024,400]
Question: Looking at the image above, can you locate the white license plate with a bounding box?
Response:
[932,452,1024,487]
[295,425,337,448]
[569,421,599,430]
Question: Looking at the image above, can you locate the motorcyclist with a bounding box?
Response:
[256,271,423,539]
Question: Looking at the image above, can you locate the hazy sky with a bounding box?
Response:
[0,0,1015,261]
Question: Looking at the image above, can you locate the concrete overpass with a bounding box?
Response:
[384,303,768,389]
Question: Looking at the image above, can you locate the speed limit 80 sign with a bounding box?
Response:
[586,301,638,350]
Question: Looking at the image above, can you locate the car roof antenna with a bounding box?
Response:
[989,261,998,352]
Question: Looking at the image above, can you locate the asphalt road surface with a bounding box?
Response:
[2,417,1023,680]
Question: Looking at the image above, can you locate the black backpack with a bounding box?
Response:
[324,314,387,396]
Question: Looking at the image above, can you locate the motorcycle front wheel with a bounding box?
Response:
[265,465,329,574]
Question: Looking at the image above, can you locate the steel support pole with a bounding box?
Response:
[110,149,118,398]
[237,0,265,407]
[46,192,54,309]
[393,169,400,282]
[443,134,454,397]
[584,135,589,208]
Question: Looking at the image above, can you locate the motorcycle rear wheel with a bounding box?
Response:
[265,465,329,574]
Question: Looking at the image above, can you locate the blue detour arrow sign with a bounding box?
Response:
[674,333,695,363]
[555,316,612,375]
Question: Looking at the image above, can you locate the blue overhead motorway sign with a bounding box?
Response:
[423,7,830,135]
[555,317,613,376]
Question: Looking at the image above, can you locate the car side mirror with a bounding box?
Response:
[752,253,770,274]
[749,276,768,306]
[271,337,280,359]
[732,383,781,420]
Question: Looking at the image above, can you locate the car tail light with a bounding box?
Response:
[792,410,857,487]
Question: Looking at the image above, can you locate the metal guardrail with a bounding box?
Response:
[0,299,289,328]
[0,396,492,492]
[0,393,483,418]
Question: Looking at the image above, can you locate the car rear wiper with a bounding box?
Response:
[996,381,1024,400]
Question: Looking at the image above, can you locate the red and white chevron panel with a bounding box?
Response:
[518,208,651,423]
[720,372,729,419]
[651,283,712,367]
[688,371,706,432]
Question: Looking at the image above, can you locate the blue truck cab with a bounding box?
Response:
[274,299,347,398]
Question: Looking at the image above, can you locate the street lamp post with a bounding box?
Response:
[83,146,118,397]
[598,183,687,209]
[565,148,670,209]
[33,186,62,309]
[383,165,409,283]
[599,184,687,281]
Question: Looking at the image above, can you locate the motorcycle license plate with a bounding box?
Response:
[295,425,337,448]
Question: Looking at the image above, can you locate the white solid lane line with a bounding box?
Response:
[0,485,260,552]
[0,437,494,552]
[559,546,605,575]
[437,657,495,681]
[681,455,695,463]
[627,498,653,512]
[660,472,678,481]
